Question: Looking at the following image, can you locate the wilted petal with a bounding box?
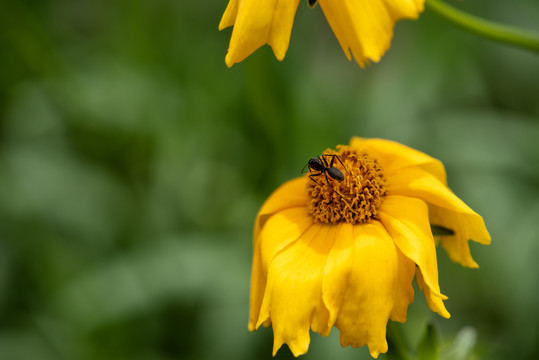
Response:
[249,207,313,331]
[350,137,446,184]
[258,223,335,356]
[253,177,307,241]
[390,245,416,323]
[318,0,424,66]
[379,195,450,318]
[219,0,239,30]
[431,208,490,268]
[415,266,446,317]
[219,0,301,67]
[387,166,491,267]
[334,221,412,358]
[321,222,354,328]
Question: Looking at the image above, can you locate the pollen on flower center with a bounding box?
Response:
[307,145,387,224]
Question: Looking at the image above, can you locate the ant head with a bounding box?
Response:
[308,158,324,171]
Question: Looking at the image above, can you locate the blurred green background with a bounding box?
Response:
[1,0,538,359]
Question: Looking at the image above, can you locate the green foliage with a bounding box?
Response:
[0,1,538,359]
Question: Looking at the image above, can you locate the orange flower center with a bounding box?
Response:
[306,145,387,224]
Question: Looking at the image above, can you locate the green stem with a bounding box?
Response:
[386,322,414,360]
[425,0,539,52]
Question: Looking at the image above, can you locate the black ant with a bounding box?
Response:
[302,154,348,191]
[303,154,358,215]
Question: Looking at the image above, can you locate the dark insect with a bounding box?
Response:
[302,154,348,191]
[307,0,317,8]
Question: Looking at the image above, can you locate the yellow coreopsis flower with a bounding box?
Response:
[219,0,424,67]
[250,137,490,358]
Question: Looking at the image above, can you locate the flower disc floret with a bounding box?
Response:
[308,145,387,224]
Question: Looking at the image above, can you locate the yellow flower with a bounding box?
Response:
[219,0,425,67]
[250,137,490,358]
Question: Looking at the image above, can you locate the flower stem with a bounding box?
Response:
[425,0,539,52]
[386,322,413,360]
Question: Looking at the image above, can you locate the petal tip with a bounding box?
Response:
[440,309,451,319]
[224,54,235,68]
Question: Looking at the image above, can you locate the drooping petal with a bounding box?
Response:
[258,223,335,356]
[378,195,450,318]
[219,0,301,67]
[334,221,413,358]
[321,222,354,328]
[387,166,491,267]
[219,0,239,30]
[259,207,314,273]
[390,245,416,323]
[318,0,424,67]
[249,207,314,331]
[350,137,447,184]
[431,208,489,268]
[253,177,307,242]
[414,266,446,319]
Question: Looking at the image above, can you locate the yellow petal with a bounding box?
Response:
[321,222,354,329]
[249,238,265,332]
[335,221,411,358]
[387,166,491,267]
[414,266,449,318]
[249,207,314,331]
[220,0,300,67]
[258,223,335,356]
[378,195,450,318]
[259,207,314,275]
[253,177,307,242]
[350,137,447,184]
[218,0,239,30]
[390,245,416,323]
[432,208,488,268]
[318,0,424,66]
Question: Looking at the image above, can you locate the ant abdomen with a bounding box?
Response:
[327,167,344,181]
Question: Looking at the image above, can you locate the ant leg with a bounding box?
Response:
[325,171,358,214]
[334,155,351,176]
[320,154,337,168]
[329,154,337,167]
[308,172,323,187]
[324,171,334,191]
[322,154,350,175]
[319,155,329,168]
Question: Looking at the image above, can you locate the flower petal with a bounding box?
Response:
[318,0,424,66]
[259,207,314,275]
[253,177,307,241]
[322,222,415,339]
[432,208,489,268]
[334,221,409,358]
[414,266,446,320]
[218,0,239,30]
[219,0,300,67]
[258,223,335,356]
[378,195,450,318]
[387,166,491,267]
[350,137,447,184]
[390,245,416,323]
[250,207,313,331]
[321,222,354,328]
